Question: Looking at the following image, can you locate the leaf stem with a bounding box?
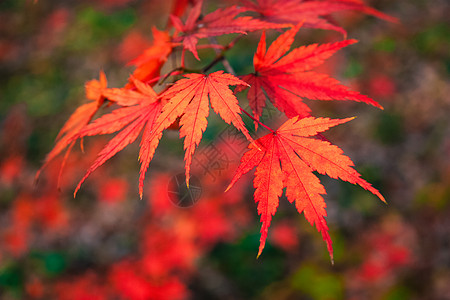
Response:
[240,107,274,133]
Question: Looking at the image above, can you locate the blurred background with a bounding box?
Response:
[0,0,449,299]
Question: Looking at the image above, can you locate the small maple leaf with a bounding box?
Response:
[36,71,108,182]
[73,78,162,198]
[238,24,382,128]
[126,27,172,86]
[170,0,287,59]
[242,0,398,35]
[226,116,385,260]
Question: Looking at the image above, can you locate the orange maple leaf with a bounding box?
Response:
[74,78,162,198]
[155,71,255,186]
[37,71,147,184]
[36,71,108,183]
[226,116,385,260]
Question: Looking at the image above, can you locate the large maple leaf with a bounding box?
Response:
[242,0,397,35]
[170,0,287,59]
[226,116,385,260]
[75,71,254,197]
[238,24,382,127]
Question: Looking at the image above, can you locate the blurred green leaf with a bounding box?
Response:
[412,24,450,55]
[291,265,343,300]
[344,58,363,78]
[374,112,404,145]
[374,37,397,53]
[210,232,285,297]
[384,286,411,300]
[0,261,24,297]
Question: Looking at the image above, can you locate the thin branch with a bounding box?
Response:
[203,34,245,74]
[209,36,236,75]
[222,59,236,76]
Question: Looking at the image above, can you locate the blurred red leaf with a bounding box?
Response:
[25,277,45,299]
[118,30,152,64]
[369,74,396,98]
[55,272,107,300]
[242,0,397,35]
[270,221,299,252]
[0,156,24,185]
[98,177,129,203]
[126,27,172,86]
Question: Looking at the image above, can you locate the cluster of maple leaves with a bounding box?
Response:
[39,0,396,260]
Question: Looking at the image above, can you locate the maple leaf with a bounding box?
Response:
[238,24,382,128]
[170,0,287,59]
[37,71,148,184]
[126,27,172,86]
[155,71,255,186]
[73,78,162,198]
[36,71,108,182]
[226,116,385,260]
[242,0,397,35]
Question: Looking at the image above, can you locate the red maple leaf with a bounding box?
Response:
[238,24,382,127]
[170,0,287,59]
[226,116,385,260]
[126,27,172,86]
[242,0,397,35]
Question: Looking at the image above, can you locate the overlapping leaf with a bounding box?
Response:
[37,71,149,183]
[74,78,162,198]
[126,27,172,86]
[170,0,287,59]
[226,116,385,259]
[36,72,108,182]
[238,24,382,127]
[242,0,397,35]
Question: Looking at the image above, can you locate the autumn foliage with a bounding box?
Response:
[38,0,396,262]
